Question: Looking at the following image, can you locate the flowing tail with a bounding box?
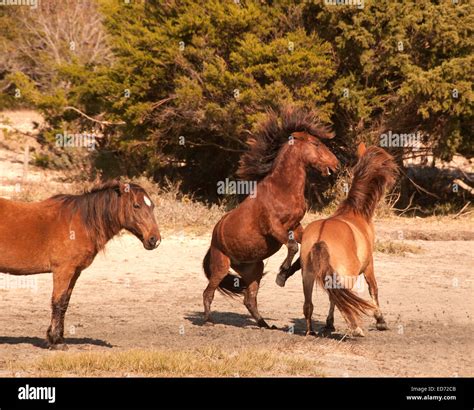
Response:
[309,242,375,322]
[203,248,246,297]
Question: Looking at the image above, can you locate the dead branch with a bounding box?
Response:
[64,106,125,126]
[453,201,472,219]
[400,169,441,199]
[453,179,474,195]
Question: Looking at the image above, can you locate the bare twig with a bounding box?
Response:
[400,169,441,199]
[151,96,176,110]
[185,140,245,153]
[453,179,474,195]
[453,201,472,219]
[64,106,125,126]
[459,169,473,183]
[392,192,416,215]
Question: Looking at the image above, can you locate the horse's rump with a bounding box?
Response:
[203,247,247,297]
[309,241,374,322]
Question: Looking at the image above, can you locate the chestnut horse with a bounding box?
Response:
[295,143,398,337]
[0,181,160,348]
[202,107,339,328]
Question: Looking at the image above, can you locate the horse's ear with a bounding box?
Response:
[291,131,307,140]
[115,182,130,196]
[357,142,367,158]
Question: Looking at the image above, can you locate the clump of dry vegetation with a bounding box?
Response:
[375,240,423,256]
[128,177,225,235]
[20,347,322,377]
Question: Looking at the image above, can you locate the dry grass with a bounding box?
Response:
[20,347,323,377]
[128,176,225,235]
[8,179,87,202]
[375,240,423,256]
[400,229,474,241]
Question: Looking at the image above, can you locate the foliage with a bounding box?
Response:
[0,0,472,202]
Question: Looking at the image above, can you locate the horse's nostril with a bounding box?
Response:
[149,236,156,243]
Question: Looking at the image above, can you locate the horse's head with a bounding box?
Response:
[118,183,161,250]
[292,131,339,176]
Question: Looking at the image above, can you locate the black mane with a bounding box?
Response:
[236,105,334,181]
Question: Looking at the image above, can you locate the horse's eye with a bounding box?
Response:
[133,203,141,209]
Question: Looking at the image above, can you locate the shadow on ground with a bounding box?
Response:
[0,336,113,349]
[289,318,350,341]
[185,311,278,328]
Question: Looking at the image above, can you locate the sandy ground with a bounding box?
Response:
[0,218,472,377]
[0,111,472,377]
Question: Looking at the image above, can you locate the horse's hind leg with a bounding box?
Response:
[234,262,273,329]
[324,299,336,333]
[47,268,80,348]
[203,247,230,325]
[302,267,315,336]
[364,259,388,330]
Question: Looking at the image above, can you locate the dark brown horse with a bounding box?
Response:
[202,107,339,328]
[0,181,160,348]
[297,143,398,337]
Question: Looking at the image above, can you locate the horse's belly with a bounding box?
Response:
[226,235,282,264]
[0,224,52,274]
[0,246,51,274]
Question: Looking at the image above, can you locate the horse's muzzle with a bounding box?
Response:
[145,236,161,250]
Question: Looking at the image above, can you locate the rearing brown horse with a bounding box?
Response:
[0,181,160,348]
[202,107,339,328]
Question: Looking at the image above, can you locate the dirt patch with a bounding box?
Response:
[400,230,474,241]
[0,217,472,377]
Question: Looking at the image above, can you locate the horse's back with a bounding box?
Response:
[302,217,369,276]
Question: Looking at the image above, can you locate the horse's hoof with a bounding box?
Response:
[203,319,214,327]
[322,326,335,336]
[270,325,278,330]
[275,273,286,287]
[325,324,335,332]
[305,330,316,336]
[257,320,270,329]
[352,327,365,337]
[49,343,68,351]
[376,321,389,331]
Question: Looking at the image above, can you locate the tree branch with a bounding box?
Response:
[63,106,125,126]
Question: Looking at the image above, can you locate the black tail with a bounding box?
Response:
[310,242,375,322]
[203,248,246,297]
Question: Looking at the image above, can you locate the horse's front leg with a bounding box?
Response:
[276,257,301,287]
[274,224,303,287]
[47,268,80,349]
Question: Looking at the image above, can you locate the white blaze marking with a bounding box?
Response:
[144,196,152,207]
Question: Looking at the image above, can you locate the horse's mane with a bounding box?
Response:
[335,147,399,220]
[49,181,145,251]
[236,105,334,181]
